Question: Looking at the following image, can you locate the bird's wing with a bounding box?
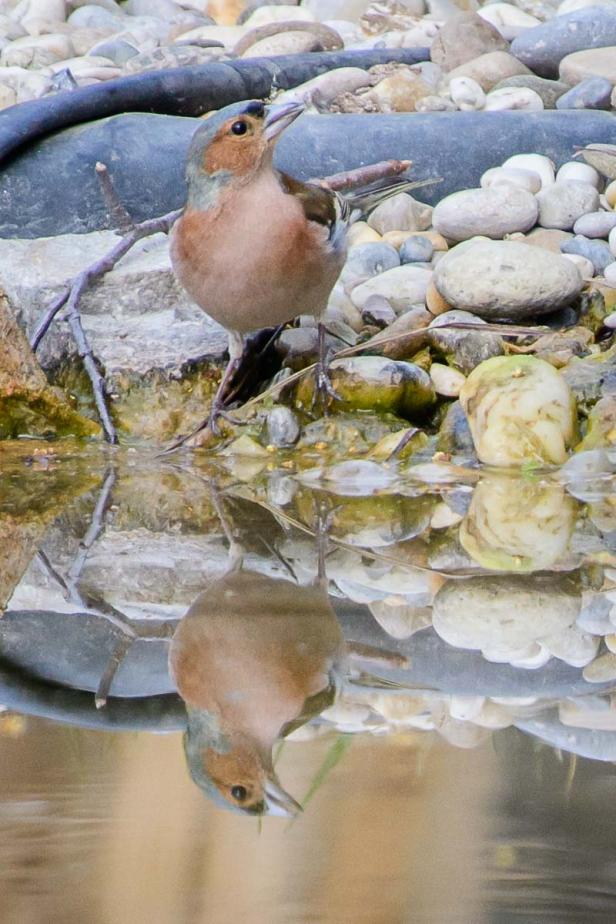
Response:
[278,171,350,242]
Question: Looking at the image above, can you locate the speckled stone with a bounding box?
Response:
[491,74,569,108]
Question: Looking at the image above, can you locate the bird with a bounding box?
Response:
[170,97,433,434]
[169,568,346,817]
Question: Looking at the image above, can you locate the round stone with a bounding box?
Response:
[399,235,434,263]
[428,309,504,373]
[491,74,570,108]
[429,11,508,71]
[477,2,541,39]
[484,86,544,110]
[537,181,600,230]
[560,46,616,84]
[511,7,616,79]
[555,75,614,109]
[480,166,542,193]
[502,153,555,188]
[573,211,616,237]
[449,75,485,111]
[609,225,616,256]
[266,405,300,446]
[604,262,616,286]
[434,239,584,319]
[556,161,601,188]
[340,242,400,293]
[432,186,538,242]
[429,362,466,396]
[561,253,595,278]
[350,265,433,313]
[367,193,432,234]
[607,180,616,208]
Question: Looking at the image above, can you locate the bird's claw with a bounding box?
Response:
[312,363,340,413]
[208,404,242,436]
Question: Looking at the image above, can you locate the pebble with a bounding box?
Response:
[556,75,614,110]
[561,253,595,278]
[556,161,601,188]
[522,227,573,251]
[484,86,544,110]
[429,362,466,397]
[432,185,538,242]
[605,310,616,326]
[446,50,532,92]
[425,279,451,315]
[448,75,486,111]
[350,264,433,313]
[367,193,432,235]
[276,66,371,106]
[235,22,343,56]
[303,0,371,22]
[477,3,541,40]
[399,235,434,263]
[369,72,433,112]
[434,239,584,319]
[502,153,555,188]
[511,6,616,78]
[242,5,317,26]
[88,36,140,64]
[573,211,616,238]
[1,33,74,68]
[560,46,616,84]
[361,294,397,327]
[346,222,381,247]
[605,263,616,286]
[537,182,600,230]
[414,94,456,112]
[610,225,616,256]
[340,241,400,293]
[481,166,542,194]
[491,74,570,108]
[266,405,300,447]
[429,12,508,71]
[428,309,504,373]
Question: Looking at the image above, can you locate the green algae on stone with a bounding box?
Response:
[296,356,436,420]
[460,355,577,467]
[575,395,616,451]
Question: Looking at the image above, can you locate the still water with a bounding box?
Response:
[1,440,615,923]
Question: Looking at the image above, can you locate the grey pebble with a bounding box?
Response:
[267,405,300,447]
[361,294,396,328]
[340,242,400,293]
[573,211,616,238]
[399,235,434,263]
[491,74,569,109]
[556,76,614,111]
[88,38,140,66]
[561,235,614,274]
[428,309,504,374]
[511,6,616,79]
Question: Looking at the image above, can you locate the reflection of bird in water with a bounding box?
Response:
[169,561,416,817]
[169,569,345,817]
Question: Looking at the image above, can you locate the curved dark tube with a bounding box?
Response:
[0,48,430,167]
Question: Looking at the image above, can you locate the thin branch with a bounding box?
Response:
[66,467,116,587]
[314,159,412,191]
[95,161,134,233]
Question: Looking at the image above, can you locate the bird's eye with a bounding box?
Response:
[231,120,248,136]
[231,785,248,802]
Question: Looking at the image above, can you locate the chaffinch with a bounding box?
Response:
[170,97,429,434]
[169,568,346,817]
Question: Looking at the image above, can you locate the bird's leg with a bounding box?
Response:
[312,322,340,412]
[209,330,245,435]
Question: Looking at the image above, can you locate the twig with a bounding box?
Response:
[95,162,134,233]
[315,159,412,191]
[66,467,116,588]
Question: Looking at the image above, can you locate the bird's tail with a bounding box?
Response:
[343,175,442,217]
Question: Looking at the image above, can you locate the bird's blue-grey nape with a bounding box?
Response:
[184,99,265,208]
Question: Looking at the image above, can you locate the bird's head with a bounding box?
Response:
[184,709,302,818]
[185,98,304,207]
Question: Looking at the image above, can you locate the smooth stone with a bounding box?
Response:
[346,222,381,246]
[561,235,615,273]
[606,263,616,285]
[361,294,397,327]
[17,0,67,25]
[434,239,584,318]
[562,252,595,278]
[425,279,451,315]
[559,0,616,11]
[0,33,74,68]
[491,74,569,108]
[369,73,434,113]
[432,185,538,241]
[123,0,184,16]
[556,161,601,187]
[430,362,466,396]
[429,12,507,71]
[573,211,616,237]
[275,66,371,105]
[124,44,225,73]
[340,241,400,293]
[367,193,432,234]
[266,405,300,447]
[415,95,457,111]
[560,46,616,85]
[445,50,531,92]
[448,75,486,111]
[399,235,434,262]
[87,37,140,65]
[350,264,433,313]
[610,224,616,255]
[296,355,436,418]
[577,143,616,181]
[537,181,600,230]
[484,86,544,110]
[511,7,616,79]
[276,326,343,370]
[522,227,573,251]
[67,5,124,28]
[428,309,504,372]
[436,399,475,453]
[556,76,614,110]
[480,166,542,193]
[477,3,541,40]
[502,152,555,188]
[234,21,342,56]
[243,5,316,26]
[302,0,371,23]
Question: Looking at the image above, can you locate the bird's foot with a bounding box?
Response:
[208,403,243,436]
[312,362,340,414]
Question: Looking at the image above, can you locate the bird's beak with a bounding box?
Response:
[263,101,304,142]
[264,777,303,817]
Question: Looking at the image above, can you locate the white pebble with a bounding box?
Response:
[502,153,555,189]
[478,2,540,38]
[449,76,485,111]
[606,179,616,208]
[562,253,595,279]
[609,225,616,257]
[604,311,616,329]
[605,262,616,287]
[480,166,542,194]
[429,362,466,396]
[484,87,544,111]
[557,160,601,189]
